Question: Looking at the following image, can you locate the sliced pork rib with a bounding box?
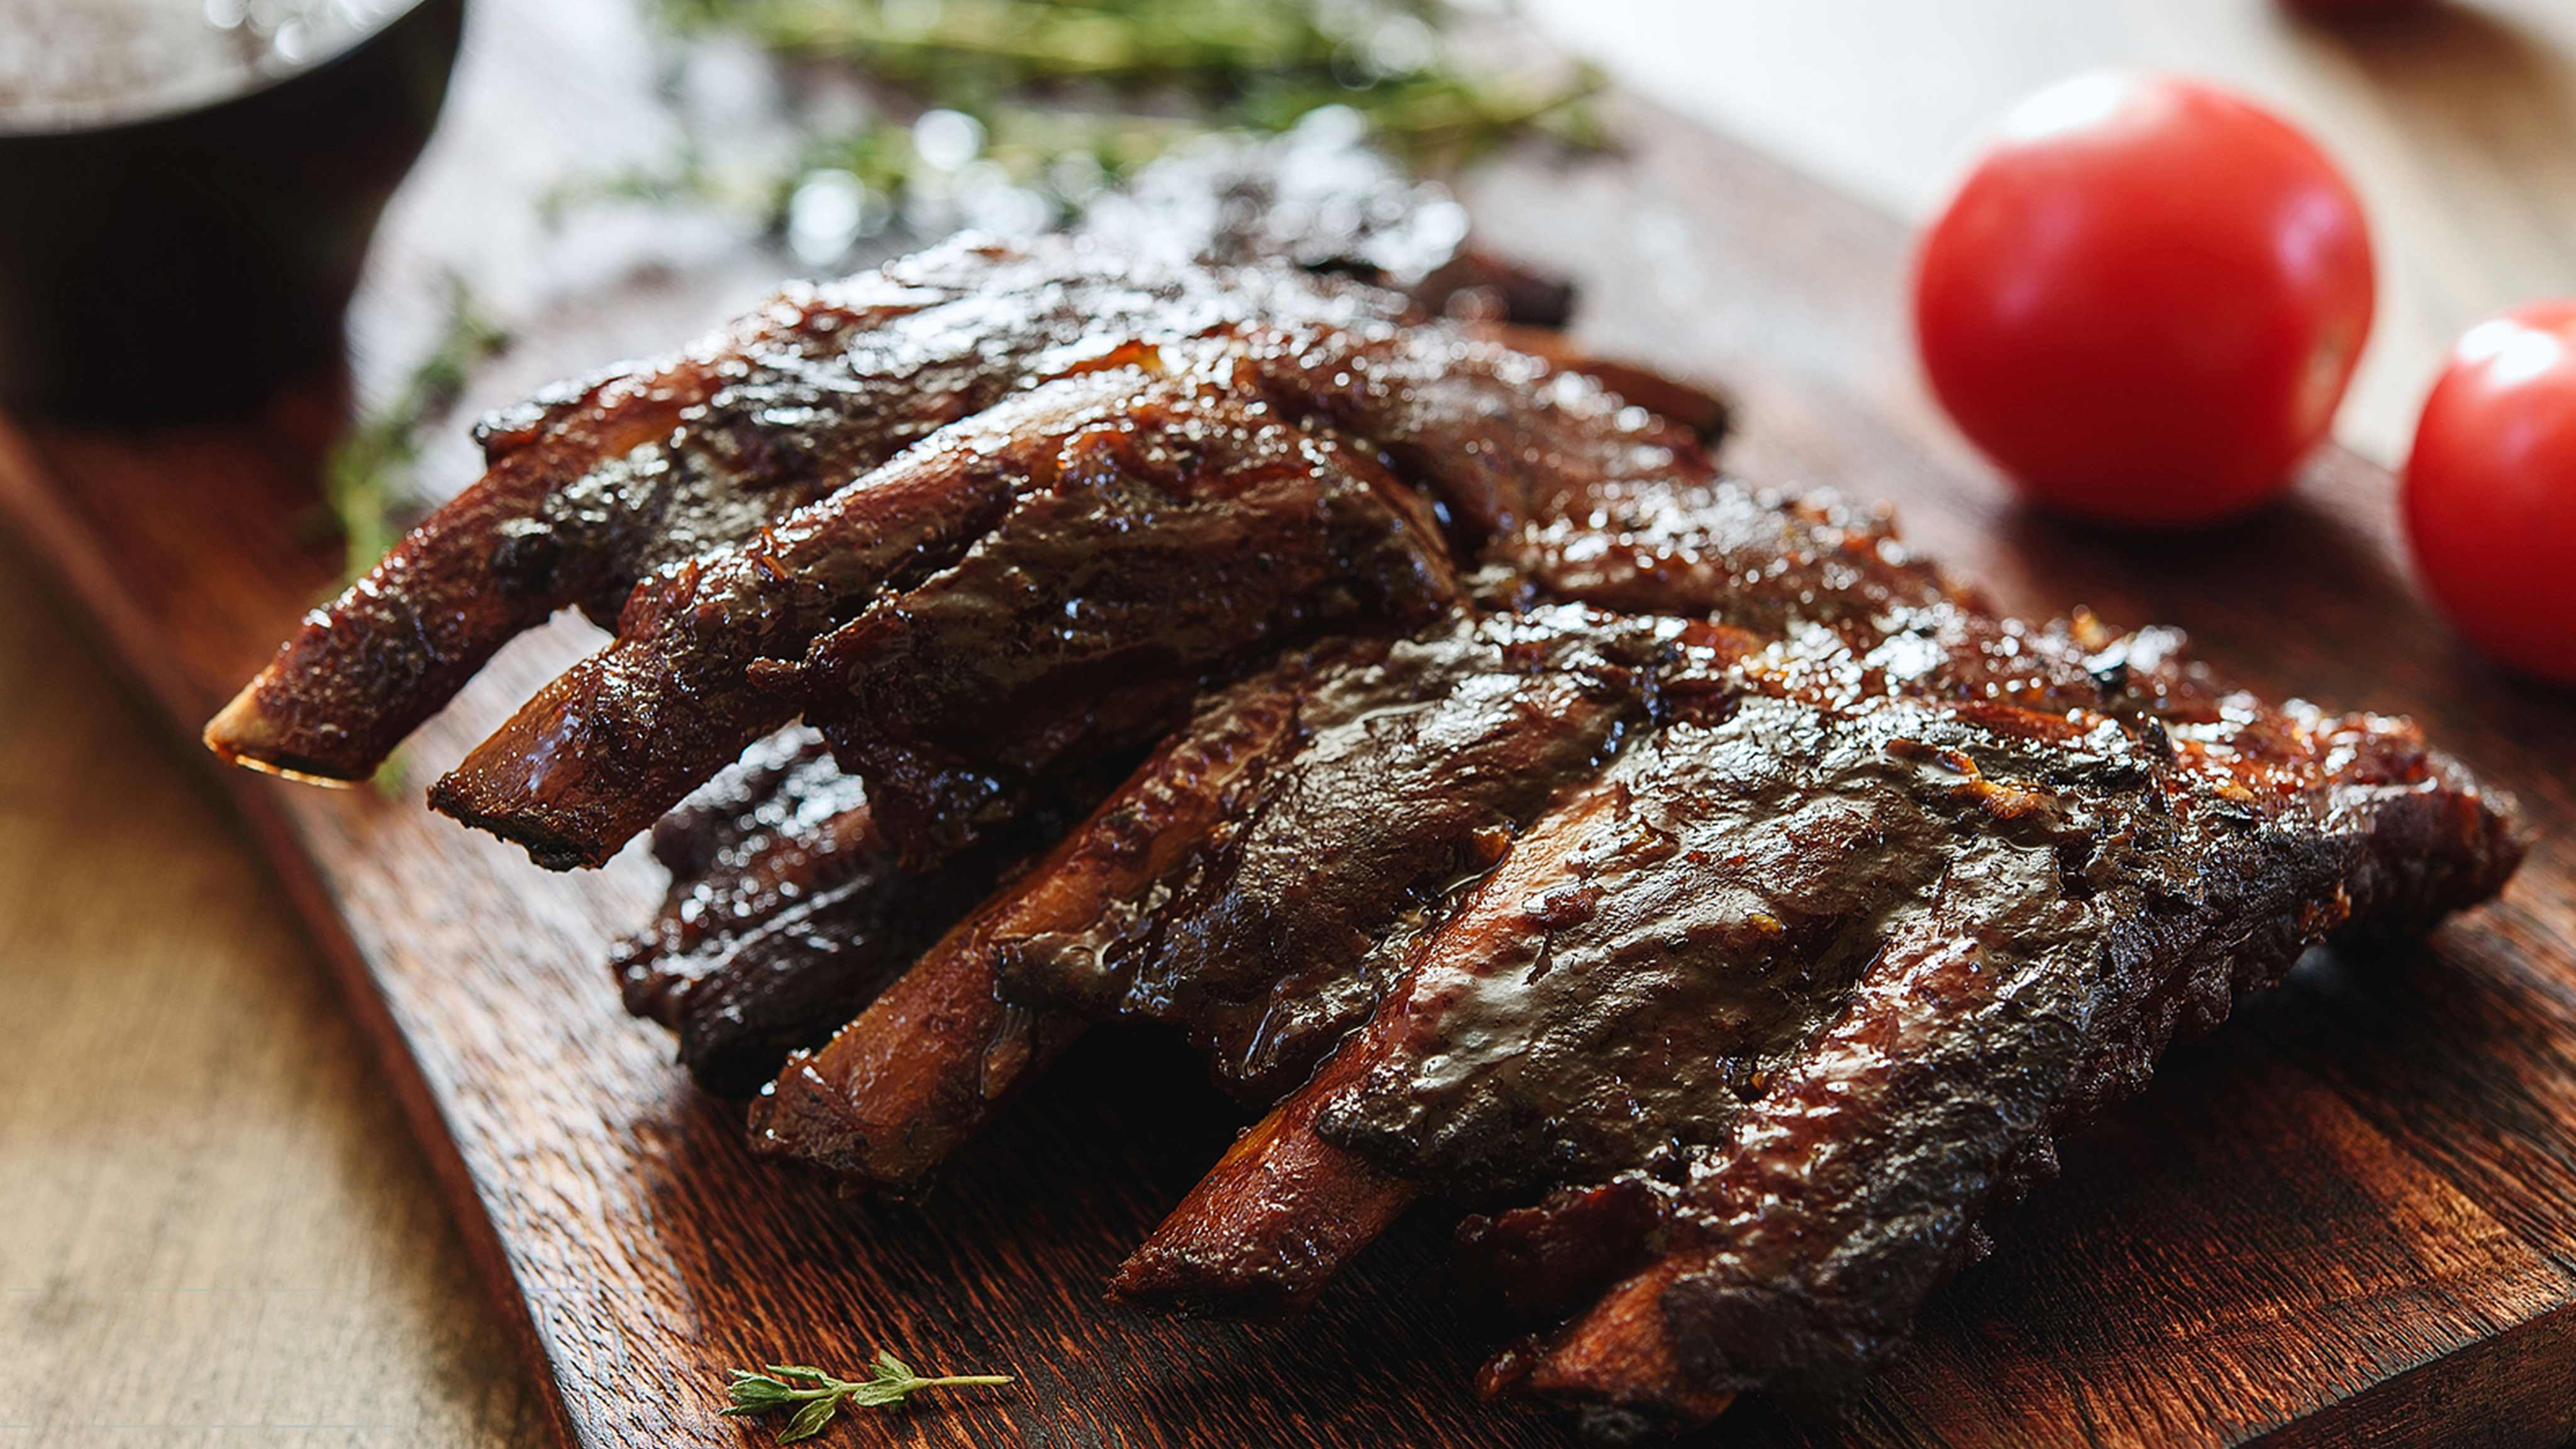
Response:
[750,608,1689,1189]
[750,654,1321,1191]
[1466,695,2511,1433]
[1101,613,2509,1428]
[741,472,2197,1194]
[428,303,1713,870]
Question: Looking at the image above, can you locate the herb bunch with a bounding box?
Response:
[670,0,1600,161]
[723,1352,1013,1441]
[647,0,1601,250]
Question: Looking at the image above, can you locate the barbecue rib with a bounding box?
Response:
[421,291,1715,871]
[382,143,1725,1102]
[209,227,2522,1438]
[205,130,1718,789]
[755,596,2511,1435]
[741,470,2168,1196]
[586,137,1707,1094]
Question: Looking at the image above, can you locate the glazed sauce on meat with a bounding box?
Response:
[0,0,399,130]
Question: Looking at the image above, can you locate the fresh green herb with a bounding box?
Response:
[322,277,511,586]
[667,0,1601,164]
[722,1352,1013,1440]
[368,743,416,802]
[596,0,1599,247]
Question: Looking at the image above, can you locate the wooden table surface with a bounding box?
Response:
[3,1,2572,1444]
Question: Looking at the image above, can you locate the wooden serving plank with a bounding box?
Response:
[6,52,2576,1449]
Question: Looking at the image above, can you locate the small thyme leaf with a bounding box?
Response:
[780,1397,840,1441]
[719,1353,1013,1441]
[368,743,416,802]
[841,1379,911,1409]
[722,1374,794,1413]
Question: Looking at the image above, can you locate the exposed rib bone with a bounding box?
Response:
[1109,1060,1418,1318]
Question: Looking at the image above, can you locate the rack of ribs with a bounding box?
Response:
[204,125,1718,793]
[208,214,2521,1436]
[425,140,1729,1107]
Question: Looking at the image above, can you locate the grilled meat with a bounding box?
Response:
[748,609,1673,1189]
[613,730,889,1092]
[592,152,1709,1094]
[205,135,1718,788]
[1462,690,2512,1434]
[423,286,1716,871]
[815,599,2509,1433]
[613,728,1128,1093]
[425,351,1466,867]
[208,230,2521,1438]
[207,242,1411,787]
[739,464,2194,1193]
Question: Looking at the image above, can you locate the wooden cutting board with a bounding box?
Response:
[5,19,2575,1449]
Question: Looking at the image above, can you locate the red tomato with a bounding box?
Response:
[2402,303,2576,682]
[1914,73,2376,526]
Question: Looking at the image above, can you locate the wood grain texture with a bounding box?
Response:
[7,55,2576,1449]
[0,508,551,1445]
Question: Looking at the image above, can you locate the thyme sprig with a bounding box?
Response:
[667,0,1602,167]
[612,0,1600,250]
[722,1352,1013,1440]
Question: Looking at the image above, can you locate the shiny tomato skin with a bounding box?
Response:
[2402,303,2576,682]
[1914,73,2376,526]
